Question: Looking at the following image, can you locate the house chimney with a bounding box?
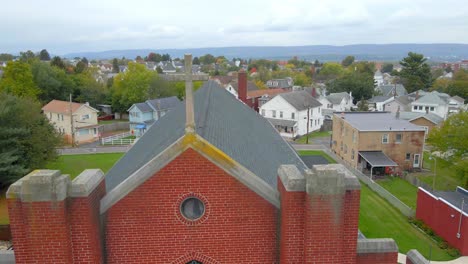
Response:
[238,69,247,104]
[312,87,317,98]
[415,91,420,101]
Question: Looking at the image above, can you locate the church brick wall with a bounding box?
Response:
[105,148,279,263]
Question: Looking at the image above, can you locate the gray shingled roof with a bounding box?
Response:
[105,80,308,192]
[377,84,407,96]
[327,92,351,104]
[414,92,448,105]
[337,112,426,131]
[395,95,411,106]
[134,102,153,112]
[368,96,392,103]
[451,95,465,103]
[397,112,444,125]
[230,81,258,92]
[146,96,181,111]
[280,90,322,111]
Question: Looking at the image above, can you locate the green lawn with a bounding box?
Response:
[297,150,336,163]
[295,131,331,144]
[46,153,124,179]
[376,177,418,209]
[413,152,462,191]
[359,183,453,261]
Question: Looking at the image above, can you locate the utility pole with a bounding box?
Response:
[69,94,75,147]
[306,107,310,144]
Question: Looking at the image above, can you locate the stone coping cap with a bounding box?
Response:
[0,250,15,264]
[70,169,105,197]
[314,164,360,190]
[357,238,398,254]
[278,165,305,192]
[406,249,429,264]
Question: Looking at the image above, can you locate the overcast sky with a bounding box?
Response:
[2,0,468,55]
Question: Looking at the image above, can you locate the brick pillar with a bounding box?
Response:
[7,169,106,264]
[278,165,306,263]
[69,169,106,264]
[303,165,360,264]
[7,170,73,263]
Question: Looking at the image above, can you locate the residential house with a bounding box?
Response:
[374,70,384,86]
[410,91,463,119]
[266,78,293,90]
[331,112,426,176]
[396,111,444,136]
[128,96,181,137]
[367,95,411,113]
[225,80,258,98]
[260,90,323,138]
[118,65,128,73]
[367,96,393,111]
[375,84,408,97]
[319,92,354,112]
[42,100,100,145]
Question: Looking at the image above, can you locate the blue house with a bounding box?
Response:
[128,96,181,137]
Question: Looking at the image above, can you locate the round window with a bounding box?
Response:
[180,197,205,220]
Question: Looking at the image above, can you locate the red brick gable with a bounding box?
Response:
[105,148,279,263]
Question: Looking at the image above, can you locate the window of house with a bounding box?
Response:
[93,128,98,135]
[81,114,90,120]
[318,108,321,113]
[406,153,411,160]
[291,112,295,119]
[396,133,402,143]
[261,109,265,116]
[180,197,205,220]
[430,107,435,111]
[352,131,356,143]
[425,106,429,111]
[78,129,89,136]
[340,141,343,151]
[310,119,313,128]
[280,111,283,118]
[57,113,60,120]
[61,114,64,121]
[351,149,355,160]
[344,144,348,154]
[272,110,276,118]
[418,106,423,110]
[382,134,389,144]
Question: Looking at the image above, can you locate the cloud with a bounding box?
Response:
[73,25,184,42]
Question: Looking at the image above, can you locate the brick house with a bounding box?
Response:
[416,187,468,255]
[331,112,426,177]
[6,56,398,263]
[42,99,100,145]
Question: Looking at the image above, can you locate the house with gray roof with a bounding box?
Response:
[368,95,411,113]
[410,91,463,119]
[259,90,323,138]
[318,92,354,112]
[127,96,181,137]
[266,78,293,90]
[375,84,407,97]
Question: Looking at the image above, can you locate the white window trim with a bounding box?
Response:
[382,133,389,144]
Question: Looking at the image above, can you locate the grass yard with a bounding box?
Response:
[46,153,124,179]
[413,152,463,191]
[359,183,453,261]
[376,177,418,209]
[297,150,336,163]
[295,131,331,144]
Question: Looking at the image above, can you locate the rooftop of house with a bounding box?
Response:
[129,96,181,113]
[280,90,322,110]
[451,95,465,103]
[326,92,351,104]
[413,91,449,105]
[376,84,408,97]
[395,95,412,106]
[211,75,235,86]
[374,70,383,77]
[42,99,97,114]
[248,88,287,99]
[335,112,426,132]
[368,96,392,103]
[105,80,308,192]
[396,111,444,125]
[266,78,292,88]
[230,81,258,93]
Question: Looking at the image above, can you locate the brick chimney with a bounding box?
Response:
[312,87,317,98]
[238,69,247,104]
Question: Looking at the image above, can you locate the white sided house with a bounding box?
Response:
[260,90,323,138]
[319,92,354,112]
[42,100,100,145]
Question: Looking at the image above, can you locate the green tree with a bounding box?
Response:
[147,52,162,62]
[0,93,61,187]
[352,61,376,75]
[51,56,66,69]
[316,62,345,81]
[199,54,216,65]
[112,58,120,73]
[357,99,369,111]
[341,55,355,67]
[0,53,14,61]
[427,111,468,188]
[111,62,157,112]
[161,53,171,61]
[398,52,433,93]
[327,71,374,103]
[0,61,41,99]
[19,50,36,62]
[31,61,74,103]
[292,72,312,87]
[39,49,51,61]
[193,57,200,65]
[381,63,394,73]
[72,68,108,107]
[447,69,468,99]
[75,61,87,73]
